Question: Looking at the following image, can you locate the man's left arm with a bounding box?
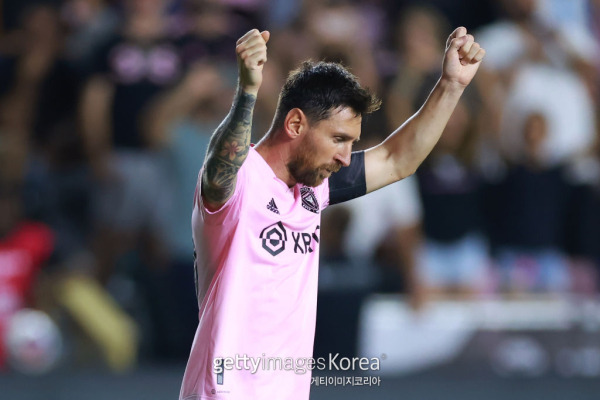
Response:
[364,27,485,193]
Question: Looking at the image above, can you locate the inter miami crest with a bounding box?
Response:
[300,187,319,214]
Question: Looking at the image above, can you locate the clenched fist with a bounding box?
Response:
[442,27,486,88]
[236,29,270,95]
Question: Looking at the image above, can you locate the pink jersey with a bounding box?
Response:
[180,146,330,400]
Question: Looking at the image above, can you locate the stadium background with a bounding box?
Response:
[0,0,599,398]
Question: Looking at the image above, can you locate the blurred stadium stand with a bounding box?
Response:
[1,0,599,398]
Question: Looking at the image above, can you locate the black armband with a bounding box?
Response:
[328,151,367,205]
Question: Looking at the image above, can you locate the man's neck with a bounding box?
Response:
[255,134,297,187]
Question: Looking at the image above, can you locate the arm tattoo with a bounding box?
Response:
[202,90,256,205]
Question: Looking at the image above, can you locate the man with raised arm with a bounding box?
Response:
[180,27,485,400]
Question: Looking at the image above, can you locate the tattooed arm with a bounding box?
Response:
[201,29,270,210]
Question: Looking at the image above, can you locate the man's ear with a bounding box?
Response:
[283,108,308,139]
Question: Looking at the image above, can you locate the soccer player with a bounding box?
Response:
[180,27,485,400]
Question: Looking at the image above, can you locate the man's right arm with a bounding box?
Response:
[201,29,270,210]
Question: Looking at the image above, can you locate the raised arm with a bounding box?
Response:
[364,27,485,193]
[201,29,269,210]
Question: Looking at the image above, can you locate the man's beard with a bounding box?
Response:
[287,138,341,187]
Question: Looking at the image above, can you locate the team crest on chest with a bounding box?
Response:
[300,187,319,214]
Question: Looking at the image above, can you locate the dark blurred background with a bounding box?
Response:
[0,0,599,398]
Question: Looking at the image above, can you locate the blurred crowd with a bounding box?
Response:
[0,0,599,373]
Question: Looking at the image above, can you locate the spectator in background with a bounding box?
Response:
[386,5,450,129]
[142,61,235,357]
[61,0,121,74]
[80,0,179,282]
[491,112,571,293]
[182,0,254,63]
[413,81,489,299]
[79,0,201,359]
[476,0,598,166]
[0,4,80,152]
[305,1,380,94]
[383,8,489,299]
[0,3,91,277]
[536,0,600,89]
[24,120,93,271]
[0,4,138,371]
[476,0,600,295]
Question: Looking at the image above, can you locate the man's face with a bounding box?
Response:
[287,107,362,187]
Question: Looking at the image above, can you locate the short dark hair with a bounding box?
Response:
[272,61,381,130]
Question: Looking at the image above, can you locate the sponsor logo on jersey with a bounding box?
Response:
[259,222,320,257]
[260,222,287,256]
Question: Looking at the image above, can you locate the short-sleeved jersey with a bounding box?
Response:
[180,146,366,399]
[181,147,332,400]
